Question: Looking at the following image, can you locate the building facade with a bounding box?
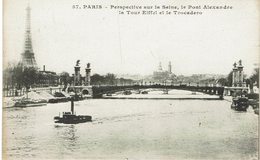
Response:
[153,62,175,82]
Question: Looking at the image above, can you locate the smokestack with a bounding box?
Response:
[168,61,172,73]
[43,65,45,71]
[71,98,74,114]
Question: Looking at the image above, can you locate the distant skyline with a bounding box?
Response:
[4,0,259,76]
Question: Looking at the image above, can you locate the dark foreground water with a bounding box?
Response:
[3,99,258,160]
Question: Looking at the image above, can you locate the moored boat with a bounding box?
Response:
[106,93,112,96]
[123,90,132,95]
[14,99,47,107]
[54,92,70,102]
[14,91,48,107]
[163,90,168,94]
[231,96,249,111]
[191,91,196,95]
[141,91,148,94]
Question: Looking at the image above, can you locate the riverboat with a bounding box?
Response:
[231,96,249,111]
[14,99,47,107]
[14,91,48,107]
[123,90,132,95]
[191,91,196,95]
[54,98,92,124]
[163,90,168,94]
[54,112,92,124]
[106,93,112,96]
[141,91,148,94]
[53,92,70,102]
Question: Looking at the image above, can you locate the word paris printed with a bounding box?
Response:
[72,4,233,15]
[3,0,259,160]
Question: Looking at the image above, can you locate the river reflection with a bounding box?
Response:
[54,125,79,152]
[3,98,258,160]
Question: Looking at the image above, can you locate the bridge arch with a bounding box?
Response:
[82,89,89,95]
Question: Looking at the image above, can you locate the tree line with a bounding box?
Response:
[59,72,134,86]
[3,63,134,90]
[3,62,259,90]
[3,63,58,90]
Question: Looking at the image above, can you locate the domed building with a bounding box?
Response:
[153,62,176,82]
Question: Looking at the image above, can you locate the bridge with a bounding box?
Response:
[92,84,224,99]
[3,84,224,100]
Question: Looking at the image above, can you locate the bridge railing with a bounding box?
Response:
[92,85,224,98]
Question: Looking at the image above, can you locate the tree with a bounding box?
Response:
[60,72,71,86]
[250,68,259,87]
[22,67,38,88]
[226,71,233,87]
[12,64,23,88]
[105,73,116,85]
[90,74,105,85]
[217,78,228,86]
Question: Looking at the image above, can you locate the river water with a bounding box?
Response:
[3,90,258,160]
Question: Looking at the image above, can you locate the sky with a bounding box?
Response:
[3,0,259,76]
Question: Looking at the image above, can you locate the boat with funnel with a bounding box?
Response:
[54,98,92,124]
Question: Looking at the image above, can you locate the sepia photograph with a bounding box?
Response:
[2,0,259,159]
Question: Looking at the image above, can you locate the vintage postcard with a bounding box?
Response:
[2,0,259,159]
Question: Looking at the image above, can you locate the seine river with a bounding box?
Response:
[3,90,258,160]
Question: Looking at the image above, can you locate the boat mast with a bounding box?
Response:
[71,98,74,114]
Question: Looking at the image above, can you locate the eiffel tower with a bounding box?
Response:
[21,5,37,69]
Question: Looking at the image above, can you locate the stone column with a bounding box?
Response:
[74,66,81,86]
[85,63,91,86]
[237,60,244,87]
[232,62,237,87]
